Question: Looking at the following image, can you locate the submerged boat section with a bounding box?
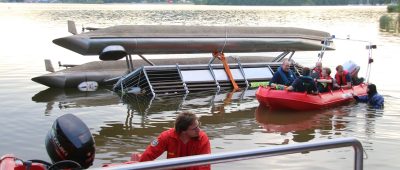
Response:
[113,60,303,96]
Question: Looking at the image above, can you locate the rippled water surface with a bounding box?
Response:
[0,3,399,170]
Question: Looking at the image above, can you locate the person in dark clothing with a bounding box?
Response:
[287,67,318,94]
[353,84,384,109]
[269,60,297,89]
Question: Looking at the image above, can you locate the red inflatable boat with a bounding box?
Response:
[0,154,46,170]
[256,83,367,111]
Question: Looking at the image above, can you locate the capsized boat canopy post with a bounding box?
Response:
[317,35,335,61]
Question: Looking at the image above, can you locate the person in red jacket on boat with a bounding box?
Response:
[334,65,352,89]
[269,59,297,90]
[311,61,323,79]
[316,67,334,92]
[139,111,211,170]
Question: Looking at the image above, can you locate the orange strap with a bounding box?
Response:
[213,51,240,91]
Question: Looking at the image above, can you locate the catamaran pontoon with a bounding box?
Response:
[32,23,334,96]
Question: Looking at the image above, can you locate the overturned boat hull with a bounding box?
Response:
[53,25,334,56]
[34,25,334,89]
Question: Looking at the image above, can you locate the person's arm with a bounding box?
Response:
[342,73,352,89]
[354,95,369,103]
[332,79,340,89]
[139,133,168,162]
[316,79,333,83]
[287,79,298,91]
[269,72,280,88]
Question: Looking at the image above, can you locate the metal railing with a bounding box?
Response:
[97,137,363,170]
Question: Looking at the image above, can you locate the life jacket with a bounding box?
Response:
[335,70,349,86]
[311,67,322,79]
[277,67,296,86]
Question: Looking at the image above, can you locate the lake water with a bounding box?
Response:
[0,3,399,170]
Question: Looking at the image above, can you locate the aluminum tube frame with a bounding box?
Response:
[97,137,363,170]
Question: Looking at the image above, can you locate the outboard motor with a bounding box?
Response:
[45,114,95,169]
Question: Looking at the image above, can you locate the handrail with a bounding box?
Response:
[142,68,155,96]
[175,64,189,94]
[98,137,363,170]
[207,56,221,91]
[230,55,249,87]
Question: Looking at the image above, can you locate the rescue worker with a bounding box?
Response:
[353,83,384,109]
[334,65,352,89]
[316,67,334,92]
[287,67,318,94]
[269,60,297,90]
[139,112,211,170]
[311,61,323,79]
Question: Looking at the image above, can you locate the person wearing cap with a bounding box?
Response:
[139,111,210,170]
[353,83,384,109]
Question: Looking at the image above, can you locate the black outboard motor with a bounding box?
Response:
[45,114,95,169]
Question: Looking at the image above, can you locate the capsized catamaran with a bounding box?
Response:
[52,25,333,57]
[32,23,335,92]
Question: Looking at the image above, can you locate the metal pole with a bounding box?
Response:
[97,137,363,170]
[137,54,155,66]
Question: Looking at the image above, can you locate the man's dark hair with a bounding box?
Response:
[302,67,311,76]
[336,65,343,71]
[367,83,378,98]
[175,112,198,134]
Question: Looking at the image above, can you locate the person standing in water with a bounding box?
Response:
[353,83,384,109]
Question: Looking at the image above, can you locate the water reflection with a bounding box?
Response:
[30,86,386,166]
[255,105,352,143]
[93,89,259,164]
[120,89,258,115]
[31,87,119,115]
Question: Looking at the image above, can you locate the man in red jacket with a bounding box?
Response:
[335,65,352,89]
[139,112,211,170]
